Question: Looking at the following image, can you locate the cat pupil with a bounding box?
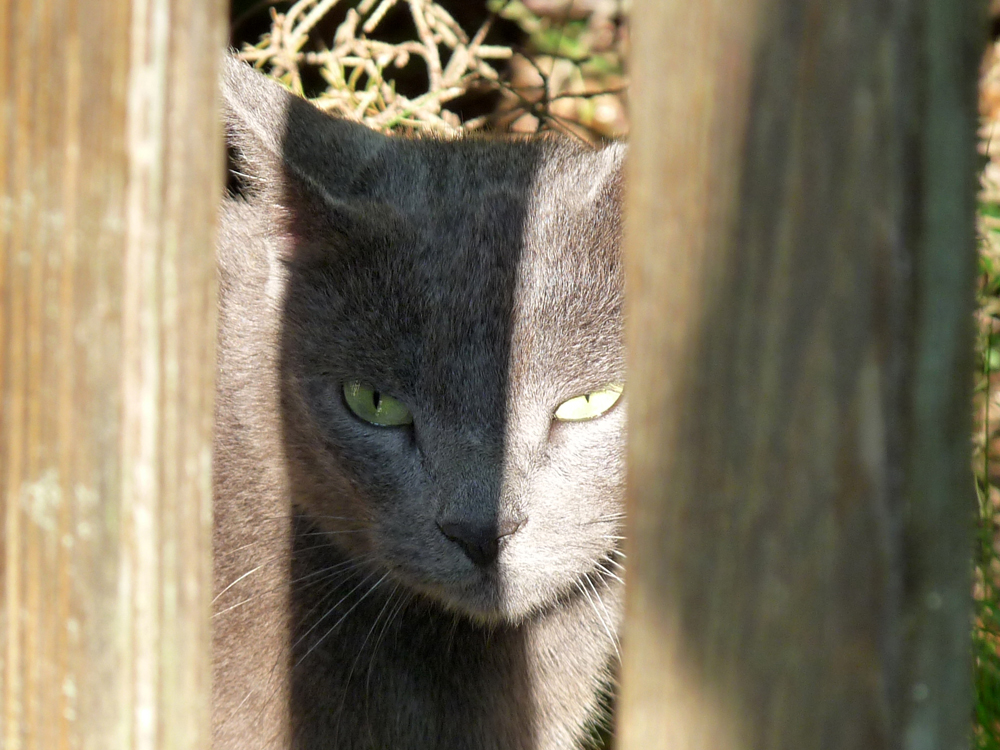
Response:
[372,390,382,410]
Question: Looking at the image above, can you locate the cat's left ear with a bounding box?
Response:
[221,55,404,263]
[220,54,388,200]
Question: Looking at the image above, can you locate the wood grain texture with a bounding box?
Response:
[0,1,226,748]
[619,1,980,748]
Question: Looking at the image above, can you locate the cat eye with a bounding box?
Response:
[343,380,413,426]
[553,384,624,422]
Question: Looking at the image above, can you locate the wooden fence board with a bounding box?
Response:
[0,1,226,748]
[620,1,981,748]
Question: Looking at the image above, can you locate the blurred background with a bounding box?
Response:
[228,0,628,141]
[973,5,1000,748]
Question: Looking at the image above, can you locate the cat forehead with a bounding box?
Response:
[296,134,624,291]
[353,144,622,311]
[328,135,625,218]
[281,140,624,398]
[376,136,624,274]
[282,134,624,364]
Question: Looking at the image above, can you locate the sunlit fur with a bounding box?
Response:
[213,57,626,750]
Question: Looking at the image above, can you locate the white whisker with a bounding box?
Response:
[604,556,625,572]
[215,685,256,737]
[291,556,372,588]
[294,571,390,670]
[291,568,380,657]
[333,582,403,733]
[296,529,367,538]
[594,561,624,585]
[214,595,258,619]
[579,576,620,662]
[362,587,410,733]
[213,563,267,604]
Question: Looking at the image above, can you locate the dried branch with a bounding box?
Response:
[241,0,513,135]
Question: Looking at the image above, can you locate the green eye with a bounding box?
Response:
[554,384,624,422]
[343,381,413,426]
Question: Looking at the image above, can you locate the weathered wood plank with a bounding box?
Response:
[0,1,225,748]
[619,1,981,748]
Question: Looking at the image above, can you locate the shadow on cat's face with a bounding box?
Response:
[221,56,623,631]
[274,129,626,624]
[219,57,626,744]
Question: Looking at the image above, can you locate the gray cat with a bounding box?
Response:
[213,56,626,750]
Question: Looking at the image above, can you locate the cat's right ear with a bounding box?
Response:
[220,54,387,199]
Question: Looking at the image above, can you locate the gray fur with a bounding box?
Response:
[213,56,626,750]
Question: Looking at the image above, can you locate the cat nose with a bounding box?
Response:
[436,517,524,567]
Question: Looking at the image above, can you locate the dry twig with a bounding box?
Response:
[241,0,512,134]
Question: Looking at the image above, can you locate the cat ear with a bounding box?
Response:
[221,55,400,265]
[220,54,388,199]
[587,142,626,205]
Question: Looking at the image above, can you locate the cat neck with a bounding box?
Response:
[287,514,621,750]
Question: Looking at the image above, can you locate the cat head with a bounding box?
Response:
[221,56,626,624]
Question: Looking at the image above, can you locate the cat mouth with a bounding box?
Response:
[381,559,539,624]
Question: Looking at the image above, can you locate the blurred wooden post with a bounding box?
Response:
[0,0,225,748]
[621,1,981,749]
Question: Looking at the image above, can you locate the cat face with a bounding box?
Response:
[222,58,625,624]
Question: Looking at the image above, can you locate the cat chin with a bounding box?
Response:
[382,563,558,626]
